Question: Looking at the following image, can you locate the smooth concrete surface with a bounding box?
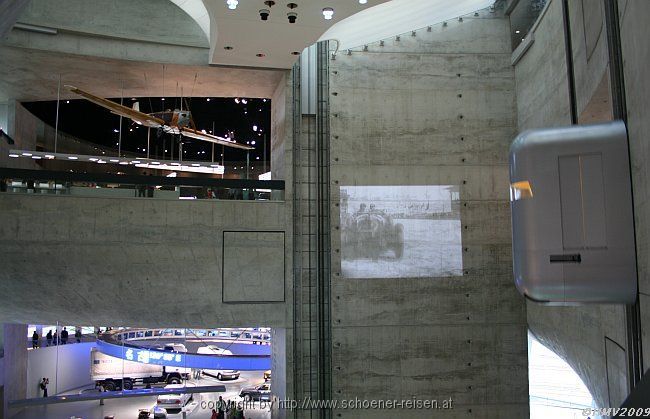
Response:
[0,45,285,102]
[0,0,29,38]
[26,342,96,399]
[620,0,650,378]
[0,194,289,329]
[513,0,629,409]
[222,232,285,303]
[270,73,290,182]
[327,8,528,418]
[0,103,6,131]
[4,0,209,66]
[2,324,27,418]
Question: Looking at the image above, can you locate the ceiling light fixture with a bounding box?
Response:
[226,0,238,10]
[287,12,297,23]
[322,7,334,20]
[359,0,368,3]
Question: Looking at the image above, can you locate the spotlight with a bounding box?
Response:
[322,7,334,20]
[287,12,297,23]
[226,0,238,10]
[359,0,367,3]
[260,9,270,20]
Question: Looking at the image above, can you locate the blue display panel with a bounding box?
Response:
[96,340,271,371]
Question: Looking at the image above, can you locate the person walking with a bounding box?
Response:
[40,378,49,397]
[32,330,39,349]
[46,330,52,347]
[61,327,68,344]
[52,331,58,346]
[75,328,82,343]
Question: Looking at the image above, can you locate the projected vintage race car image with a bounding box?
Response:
[340,185,462,279]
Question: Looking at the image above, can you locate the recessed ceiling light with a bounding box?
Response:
[359,0,368,3]
[322,7,334,20]
[224,46,234,50]
[515,30,520,34]
[226,0,238,10]
[256,53,266,57]
[291,51,300,55]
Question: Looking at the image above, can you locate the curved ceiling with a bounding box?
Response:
[173,0,495,69]
[170,0,211,41]
[319,0,496,51]
[197,0,391,68]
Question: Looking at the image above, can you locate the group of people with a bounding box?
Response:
[32,327,83,348]
[211,396,246,419]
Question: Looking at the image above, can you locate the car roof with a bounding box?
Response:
[164,383,195,389]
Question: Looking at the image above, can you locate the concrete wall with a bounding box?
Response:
[512,0,629,409]
[0,101,38,169]
[268,72,294,418]
[0,103,6,132]
[620,0,650,376]
[328,8,528,418]
[3,0,209,65]
[271,73,291,182]
[2,324,26,418]
[26,342,95,399]
[0,194,289,329]
[0,0,29,38]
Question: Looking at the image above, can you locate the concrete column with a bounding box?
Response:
[270,328,287,419]
[2,323,27,418]
[0,0,30,39]
[0,103,7,133]
[6,100,15,139]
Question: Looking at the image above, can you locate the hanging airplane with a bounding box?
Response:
[65,85,253,151]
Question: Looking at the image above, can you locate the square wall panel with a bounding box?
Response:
[222,231,285,303]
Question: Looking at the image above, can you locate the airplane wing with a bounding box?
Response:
[66,85,165,128]
[180,127,254,150]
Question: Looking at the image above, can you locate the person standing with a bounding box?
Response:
[211,409,218,419]
[216,396,226,419]
[52,331,58,346]
[40,378,49,397]
[46,330,52,347]
[32,330,39,349]
[61,327,68,344]
[75,328,82,343]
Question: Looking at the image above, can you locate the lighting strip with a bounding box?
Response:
[9,150,225,175]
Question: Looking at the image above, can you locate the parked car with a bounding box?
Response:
[157,383,195,414]
[264,370,271,381]
[202,369,240,381]
[162,343,187,353]
[197,345,233,356]
[239,383,271,401]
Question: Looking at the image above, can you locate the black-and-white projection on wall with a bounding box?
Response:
[339,185,462,279]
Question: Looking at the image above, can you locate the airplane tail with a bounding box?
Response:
[132,102,140,112]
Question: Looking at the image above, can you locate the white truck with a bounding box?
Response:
[91,349,189,391]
